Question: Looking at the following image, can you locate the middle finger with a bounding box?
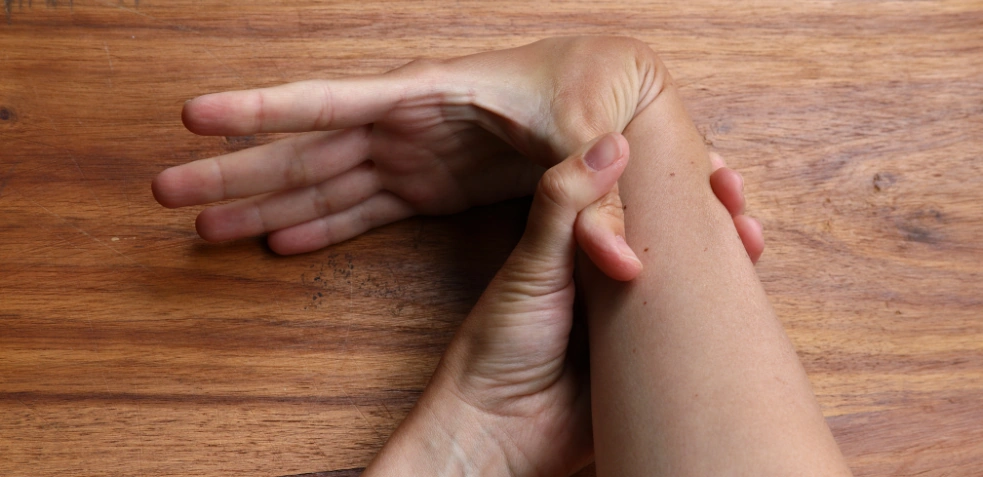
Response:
[153,126,371,207]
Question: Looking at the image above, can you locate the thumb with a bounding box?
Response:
[574,183,644,282]
[497,132,630,296]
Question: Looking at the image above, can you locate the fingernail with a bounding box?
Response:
[752,217,763,232]
[584,134,622,171]
[616,235,642,265]
[737,172,745,192]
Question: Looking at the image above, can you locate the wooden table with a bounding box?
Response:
[2,1,981,475]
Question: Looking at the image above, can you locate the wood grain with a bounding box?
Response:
[1,1,981,476]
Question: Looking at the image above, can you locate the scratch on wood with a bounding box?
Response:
[116,4,158,23]
[26,196,152,272]
[68,152,86,179]
[203,47,247,86]
[103,44,114,72]
[381,399,394,422]
[342,386,383,440]
[103,43,114,88]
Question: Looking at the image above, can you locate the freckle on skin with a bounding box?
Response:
[644,247,649,252]
[670,172,675,177]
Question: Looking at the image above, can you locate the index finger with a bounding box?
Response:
[182,74,429,136]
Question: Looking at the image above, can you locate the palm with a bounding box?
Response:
[450,267,593,476]
[486,328,593,477]
[367,112,541,216]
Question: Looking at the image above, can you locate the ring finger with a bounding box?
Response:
[195,161,382,242]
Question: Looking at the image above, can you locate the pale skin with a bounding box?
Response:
[582,58,853,477]
[152,37,846,475]
[153,37,763,278]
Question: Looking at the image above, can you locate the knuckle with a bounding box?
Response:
[355,203,374,228]
[283,163,308,189]
[315,82,336,129]
[536,168,574,209]
[394,180,435,206]
[283,141,311,188]
[311,188,333,217]
[497,252,575,299]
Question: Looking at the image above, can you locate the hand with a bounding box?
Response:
[152,37,763,279]
[364,133,631,477]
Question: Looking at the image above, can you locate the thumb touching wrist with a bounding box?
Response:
[499,133,630,291]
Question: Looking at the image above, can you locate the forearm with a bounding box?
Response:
[584,81,851,475]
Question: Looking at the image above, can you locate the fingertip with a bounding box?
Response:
[194,208,231,243]
[182,94,234,135]
[612,132,630,163]
[611,235,644,280]
[151,165,216,209]
[605,133,630,174]
[584,236,643,282]
[583,132,628,173]
[576,221,643,282]
[710,167,746,216]
[708,151,726,171]
[267,218,341,256]
[194,212,217,242]
[151,168,184,209]
[181,97,207,134]
[266,230,307,256]
[734,215,765,264]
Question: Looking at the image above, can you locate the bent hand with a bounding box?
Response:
[364,133,630,477]
[152,37,764,281]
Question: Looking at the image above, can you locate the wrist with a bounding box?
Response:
[363,373,512,477]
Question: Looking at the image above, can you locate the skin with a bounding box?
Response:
[360,140,771,477]
[151,38,794,475]
[363,134,633,476]
[153,37,763,280]
[582,50,853,476]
